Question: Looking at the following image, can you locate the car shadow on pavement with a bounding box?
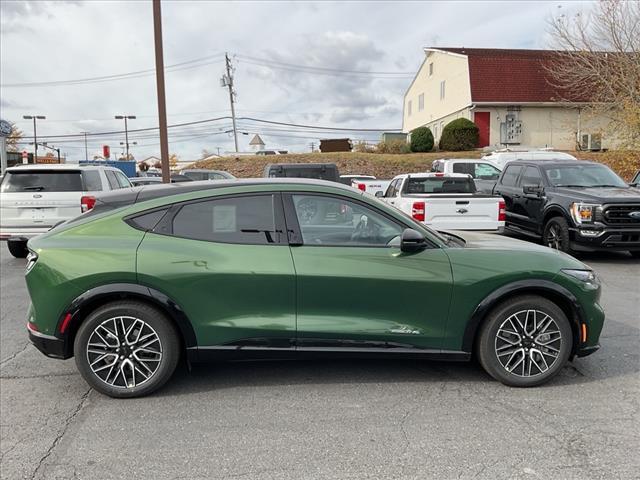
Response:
[154,352,635,397]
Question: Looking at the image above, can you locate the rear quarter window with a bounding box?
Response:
[82,170,103,191]
[0,170,83,192]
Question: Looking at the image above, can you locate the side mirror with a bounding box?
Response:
[374,191,384,198]
[523,185,543,196]
[400,228,427,253]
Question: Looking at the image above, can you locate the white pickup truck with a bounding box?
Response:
[351,179,391,197]
[378,173,505,231]
[430,158,502,194]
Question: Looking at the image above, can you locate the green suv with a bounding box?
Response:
[25,179,604,397]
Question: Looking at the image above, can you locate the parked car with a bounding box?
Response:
[264,163,339,182]
[380,173,505,231]
[0,164,132,258]
[25,178,603,397]
[129,175,193,186]
[482,150,577,170]
[431,158,502,193]
[178,169,235,181]
[493,160,640,257]
[351,179,392,197]
[339,174,376,185]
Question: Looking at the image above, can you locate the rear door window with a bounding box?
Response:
[104,170,120,190]
[500,165,523,187]
[0,170,83,192]
[170,194,279,245]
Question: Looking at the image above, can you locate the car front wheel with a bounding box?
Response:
[543,217,572,254]
[477,295,572,387]
[74,301,180,398]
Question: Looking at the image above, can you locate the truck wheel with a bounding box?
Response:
[543,217,572,254]
[477,295,572,387]
[74,301,180,398]
[7,240,28,258]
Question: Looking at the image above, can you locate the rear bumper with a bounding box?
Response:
[569,226,640,252]
[0,227,51,241]
[27,323,68,359]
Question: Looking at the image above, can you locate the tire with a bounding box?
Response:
[543,217,572,254]
[74,301,180,398]
[7,240,28,258]
[477,295,572,387]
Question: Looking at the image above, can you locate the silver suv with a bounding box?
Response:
[0,164,132,257]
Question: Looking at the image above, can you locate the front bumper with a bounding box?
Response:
[576,344,600,357]
[569,226,640,252]
[27,323,67,359]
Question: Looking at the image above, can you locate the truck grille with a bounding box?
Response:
[602,205,640,225]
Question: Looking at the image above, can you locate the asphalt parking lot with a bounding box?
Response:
[1,245,638,480]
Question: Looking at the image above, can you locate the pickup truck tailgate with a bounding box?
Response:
[409,195,503,230]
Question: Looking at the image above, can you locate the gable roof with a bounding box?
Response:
[249,134,265,146]
[428,47,587,103]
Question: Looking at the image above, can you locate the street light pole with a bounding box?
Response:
[114,115,136,159]
[23,115,45,162]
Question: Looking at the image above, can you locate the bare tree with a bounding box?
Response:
[546,0,640,147]
[6,123,23,152]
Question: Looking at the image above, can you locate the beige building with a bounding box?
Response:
[403,48,609,151]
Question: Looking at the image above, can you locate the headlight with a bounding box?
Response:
[570,203,601,224]
[562,268,599,287]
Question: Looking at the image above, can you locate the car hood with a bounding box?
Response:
[440,230,588,271]
[554,186,640,203]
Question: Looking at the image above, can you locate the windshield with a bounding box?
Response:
[0,170,83,192]
[545,164,628,188]
[404,177,475,194]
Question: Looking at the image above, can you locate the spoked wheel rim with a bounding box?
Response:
[546,224,563,250]
[86,316,163,389]
[494,309,562,377]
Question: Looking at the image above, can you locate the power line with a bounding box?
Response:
[1,53,224,88]
[237,117,400,132]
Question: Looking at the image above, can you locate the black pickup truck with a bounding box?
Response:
[493,159,640,257]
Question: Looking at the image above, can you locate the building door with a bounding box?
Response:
[474,112,490,147]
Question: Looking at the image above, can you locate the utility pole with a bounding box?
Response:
[153,0,170,183]
[310,142,315,152]
[82,131,89,160]
[115,115,136,159]
[216,147,221,156]
[222,53,239,153]
[23,115,45,161]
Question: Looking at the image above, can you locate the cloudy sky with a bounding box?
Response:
[0,0,593,162]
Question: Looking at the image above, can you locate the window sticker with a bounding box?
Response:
[213,205,236,232]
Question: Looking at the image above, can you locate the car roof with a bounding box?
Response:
[92,178,355,208]
[5,164,120,171]
[395,172,471,179]
[506,159,599,168]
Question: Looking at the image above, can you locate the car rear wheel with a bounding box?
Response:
[477,295,572,387]
[74,301,180,398]
[7,240,28,258]
[543,217,572,254]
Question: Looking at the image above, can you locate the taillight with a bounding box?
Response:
[498,200,506,222]
[357,183,366,192]
[434,173,444,177]
[412,202,425,222]
[81,195,96,213]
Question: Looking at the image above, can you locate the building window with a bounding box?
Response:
[429,62,434,76]
[407,100,412,116]
[418,93,424,112]
[440,81,446,100]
